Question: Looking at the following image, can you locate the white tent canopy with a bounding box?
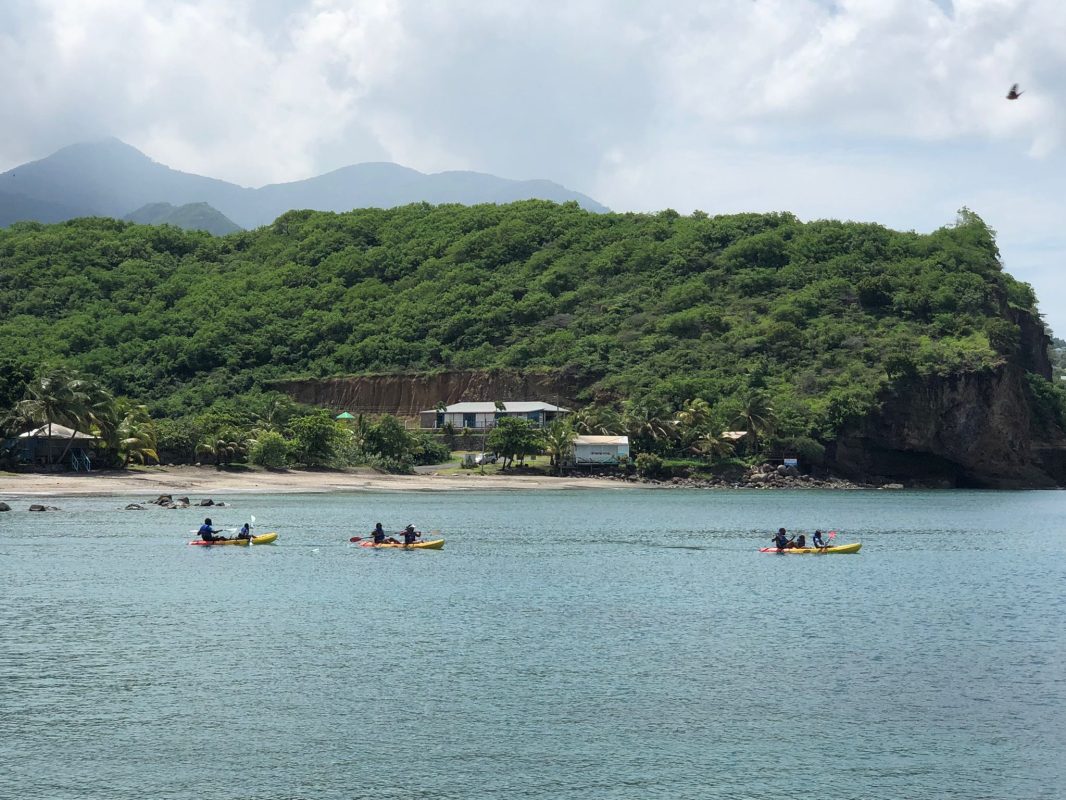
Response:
[17,423,97,440]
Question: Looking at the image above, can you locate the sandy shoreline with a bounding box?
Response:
[0,465,638,497]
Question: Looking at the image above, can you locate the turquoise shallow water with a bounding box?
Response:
[1,488,1064,799]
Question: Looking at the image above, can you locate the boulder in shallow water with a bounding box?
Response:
[198,498,214,506]
[177,496,190,505]
[125,503,145,510]
[0,502,10,511]
[29,504,59,511]
[151,494,172,506]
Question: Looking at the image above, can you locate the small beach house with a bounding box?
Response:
[419,401,570,430]
[571,435,630,466]
[15,424,97,470]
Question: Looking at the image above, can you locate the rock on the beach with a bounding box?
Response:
[0,502,10,511]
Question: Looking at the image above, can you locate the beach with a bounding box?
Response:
[0,465,632,497]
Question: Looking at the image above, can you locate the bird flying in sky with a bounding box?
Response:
[1007,83,1023,100]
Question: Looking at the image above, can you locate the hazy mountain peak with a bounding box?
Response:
[0,139,609,229]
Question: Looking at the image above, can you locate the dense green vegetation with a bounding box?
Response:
[0,201,1058,467]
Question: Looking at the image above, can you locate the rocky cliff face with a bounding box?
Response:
[829,365,1053,488]
[829,311,1066,488]
[273,369,584,417]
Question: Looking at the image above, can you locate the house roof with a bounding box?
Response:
[574,435,629,445]
[18,423,97,440]
[721,430,749,440]
[423,402,570,414]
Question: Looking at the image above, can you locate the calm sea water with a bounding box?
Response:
[1,488,1064,800]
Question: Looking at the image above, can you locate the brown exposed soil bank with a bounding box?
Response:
[272,369,587,417]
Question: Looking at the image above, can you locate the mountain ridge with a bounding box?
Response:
[0,139,609,229]
[124,202,243,236]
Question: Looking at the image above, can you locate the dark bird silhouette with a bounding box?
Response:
[1007,83,1023,100]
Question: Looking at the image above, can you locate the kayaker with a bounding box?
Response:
[236,522,252,541]
[198,518,227,542]
[812,530,826,548]
[402,524,421,545]
[372,522,386,545]
[794,534,806,548]
[772,528,789,550]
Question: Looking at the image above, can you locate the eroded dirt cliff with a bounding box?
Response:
[272,369,585,417]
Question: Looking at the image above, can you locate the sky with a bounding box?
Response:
[2,0,1066,331]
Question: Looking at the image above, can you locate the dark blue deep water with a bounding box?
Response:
[2,488,1064,799]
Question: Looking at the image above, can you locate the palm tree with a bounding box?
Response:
[61,381,115,465]
[622,399,673,452]
[197,429,248,467]
[676,398,714,431]
[731,391,777,454]
[572,405,622,435]
[674,398,715,450]
[114,402,158,466]
[543,418,576,475]
[13,368,93,465]
[694,432,735,461]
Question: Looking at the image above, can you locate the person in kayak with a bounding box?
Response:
[199,518,228,542]
[794,534,806,548]
[236,522,252,541]
[772,528,789,550]
[402,524,421,545]
[812,530,826,548]
[372,522,386,545]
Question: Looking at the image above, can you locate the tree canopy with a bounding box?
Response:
[0,202,1050,446]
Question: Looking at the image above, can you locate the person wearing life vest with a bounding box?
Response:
[402,524,421,545]
[772,528,789,550]
[372,522,386,545]
[199,518,227,542]
[812,530,826,548]
[236,522,252,541]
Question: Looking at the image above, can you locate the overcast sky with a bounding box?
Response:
[3,0,1066,332]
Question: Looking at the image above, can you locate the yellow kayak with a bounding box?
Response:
[760,542,861,554]
[189,532,278,546]
[359,538,445,550]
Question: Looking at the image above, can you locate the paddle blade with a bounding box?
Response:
[349,536,363,542]
[828,531,837,540]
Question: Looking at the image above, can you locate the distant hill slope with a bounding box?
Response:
[0,139,608,229]
[125,202,242,235]
[0,190,93,227]
[2,202,1065,489]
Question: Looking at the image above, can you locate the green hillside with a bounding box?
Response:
[124,202,242,235]
[0,202,1050,443]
